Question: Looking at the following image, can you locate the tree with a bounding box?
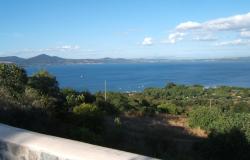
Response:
[61,88,85,108]
[0,64,27,94]
[107,92,130,112]
[95,94,118,115]
[26,70,66,113]
[28,70,59,96]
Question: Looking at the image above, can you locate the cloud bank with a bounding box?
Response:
[167,12,250,44]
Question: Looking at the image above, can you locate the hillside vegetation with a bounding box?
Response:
[0,63,250,160]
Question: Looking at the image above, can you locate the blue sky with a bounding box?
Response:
[1,0,250,59]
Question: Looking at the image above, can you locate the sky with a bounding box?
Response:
[1,0,250,59]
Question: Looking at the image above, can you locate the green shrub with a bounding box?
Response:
[142,106,156,115]
[28,70,59,97]
[106,92,131,112]
[0,64,27,95]
[194,129,250,160]
[24,87,61,112]
[114,117,121,126]
[229,113,250,141]
[73,103,99,115]
[189,106,250,141]
[188,106,222,131]
[66,94,85,107]
[157,103,180,114]
[73,103,104,132]
[94,93,119,115]
[231,102,250,113]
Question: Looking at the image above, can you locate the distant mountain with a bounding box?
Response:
[1,54,250,66]
[25,54,66,65]
[0,54,140,66]
[0,56,25,64]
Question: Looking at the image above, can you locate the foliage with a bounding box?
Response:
[114,117,121,126]
[25,87,59,110]
[81,91,96,103]
[61,88,85,108]
[28,70,60,97]
[157,102,182,114]
[73,103,104,132]
[95,93,118,115]
[106,92,131,112]
[188,106,223,131]
[232,102,250,113]
[1,64,250,160]
[189,106,250,141]
[0,64,27,95]
[194,129,250,160]
[25,70,65,112]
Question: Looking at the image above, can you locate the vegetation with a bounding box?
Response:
[0,63,250,159]
[194,129,250,160]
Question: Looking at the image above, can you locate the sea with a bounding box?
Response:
[25,61,250,93]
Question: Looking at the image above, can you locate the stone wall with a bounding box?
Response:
[0,124,159,160]
[0,140,58,160]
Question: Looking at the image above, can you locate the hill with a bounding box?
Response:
[0,54,162,66]
[1,54,250,66]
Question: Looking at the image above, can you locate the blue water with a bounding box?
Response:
[26,62,250,92]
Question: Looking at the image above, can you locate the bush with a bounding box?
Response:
[73,103,99,115]
[60,88,88,112]
[106,92,131,112]
[231,102,250,113]
[0,87,22,107]
[194,129,250,160]
[189,106,250,141]
[141,106,156,116]
[28,70,59,97]
[0,64,27,95]
[188,106,222,131]
[73,103,104,132]
[114,117,122,126]
[95,97,118,115]
[157,103,180,114]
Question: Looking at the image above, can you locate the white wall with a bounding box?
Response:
[0,123,160,160]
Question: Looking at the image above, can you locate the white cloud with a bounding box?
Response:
[58,45,80,51]
[142,37,153,46]
[166,32,186,44]
[169,12,250,44]
[240,30,250,37]
[193,35,217,41]
[30,45,81,53]
[176,12,250,32]
[216,39,250,46]
[176,21,201,31]
[204,13,250,31]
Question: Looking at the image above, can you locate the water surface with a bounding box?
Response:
[26,62,250,92]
